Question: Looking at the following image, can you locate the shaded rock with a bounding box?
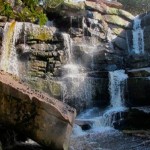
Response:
[127,68,150,77]
[62,77,109,113]
[0,16,7,22]
[112,36,128,51]
[75,119,93,131]
[16,44,31,54]
[126,55,150,69]
[141,12,150,27]
[0,71,76,150]
[117,109,150,130]
[144,26,150,53]
[127,77,150,107]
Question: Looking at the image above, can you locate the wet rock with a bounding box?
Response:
[112,36,128,51]
[144,26,150,53]
[75,120,93,131]
[141,12,150,27]
[127,68,150,77]
[127,77,150,107]
[0,71,76,150]
[62,77,109,113]
[126,55,150,69]
[117,109,150,130]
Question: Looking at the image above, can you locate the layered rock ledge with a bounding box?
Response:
[0,71,76,150]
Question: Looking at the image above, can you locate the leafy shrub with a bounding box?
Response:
[0,0,48,25]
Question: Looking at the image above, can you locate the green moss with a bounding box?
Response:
[30,27,53,41]
[106,7,119,15]
[48,81,61,98]
[63,1,85,10]
[105,15,129,28]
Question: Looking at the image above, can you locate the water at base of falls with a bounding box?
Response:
[72,70,128,136]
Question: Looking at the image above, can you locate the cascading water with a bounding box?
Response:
[109,70,128,109]
[62,33,94,105]
[0,21,23,76]
[131,16,144,54]
[73,70,128,136]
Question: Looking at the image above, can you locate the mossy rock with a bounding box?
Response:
[27,24,53,42]
[27,78,62,99]
[47,80,62,99]
[104,15,130,28]
[62,1,85,10]
[45,0,85,16]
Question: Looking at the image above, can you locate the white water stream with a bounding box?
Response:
[62,33,94,105]
[61,32,129,136]
[73,70,128,136]
[131,16,144,54]
[0,21,23,76]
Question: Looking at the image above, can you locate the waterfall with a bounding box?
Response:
[61,33,94,106]
[109,70,128,109]
[0,21,23,76]
[131,16,144,54]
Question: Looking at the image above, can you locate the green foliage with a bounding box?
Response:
[0,0,48,25]
[118,0,150,15]
[0,1,15,19]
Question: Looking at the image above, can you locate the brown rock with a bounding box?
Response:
[0,71,76,150]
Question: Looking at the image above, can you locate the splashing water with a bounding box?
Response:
[131,16,144,54]
[61,33,94,106]
[109,70,128,108]
[0,21,23,76]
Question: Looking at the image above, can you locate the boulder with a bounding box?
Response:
[0,71,76,150]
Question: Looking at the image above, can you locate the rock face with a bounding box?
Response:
[0,0,134,112]
[0,71,76,150]
[1,0,150,133]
